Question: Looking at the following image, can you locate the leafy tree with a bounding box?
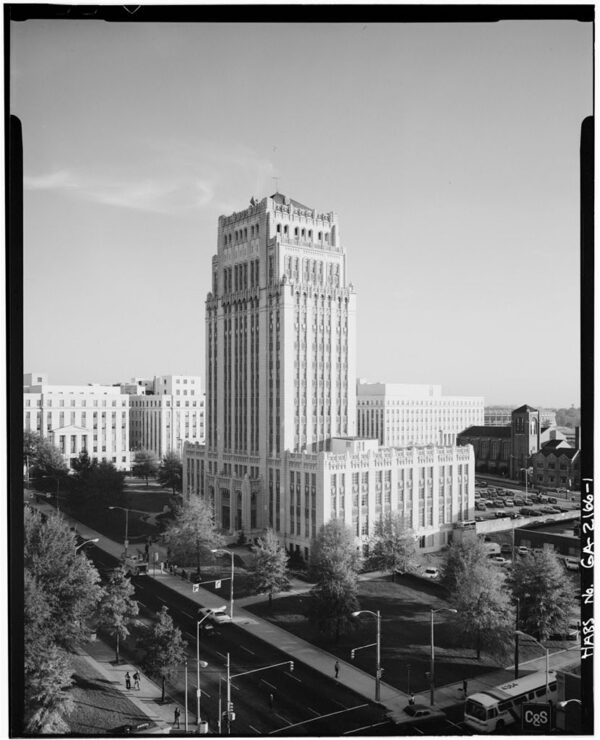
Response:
[71,449,93,476]
[24,507,102,648]
[68,459,125,509]
[24,640,74,734]
[451,561,514,659]
[27,434,69,495]
[162,496,224,576]
[140,606,187,702]
[511,550,575,639]
[132,448,159,486]
[308,520,362,641]
[441,534,490,593]
[157,451,183,494]
[250,529,290,607]
[97,566,139,664]
[369,512,416,579]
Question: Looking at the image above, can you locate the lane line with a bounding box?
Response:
[181,611,196,619]
[343,721,390,735]
[241,645,255,655]
[261,679,277,691]
[445,719,463,730]
[287,673,301,683]
[332,699,348,709]
[307,707,319,716]
[269,704,369,734]
[216,651,227,660]
[230,681,240,691]
[414,726,424,734]
[274,713,291,725]
[249,725,261,734]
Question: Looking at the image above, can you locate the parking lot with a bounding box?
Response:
[473,482,580,524]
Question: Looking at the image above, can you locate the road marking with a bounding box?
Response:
[332,699,348,709]
[261,679,277,691]
[241,645,255,655]
[287,673,301,683]
[445,719,463,730]
[307,707,319,716]
[216,651,227,660]
[249,725,261,734]
[269,704,368,734]
[274,713,291,725]
[181,610,196,619]
[230,681,240,691]
[414,726,424,734]
[343,721,389,734]
[200,689,211,699]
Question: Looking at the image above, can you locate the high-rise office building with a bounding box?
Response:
[184,194,474,556]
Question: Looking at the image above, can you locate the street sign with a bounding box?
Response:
[215,580,222,589]
[522,703,552,733]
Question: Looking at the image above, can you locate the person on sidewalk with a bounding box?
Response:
[173,707,181,729]
[133,671,140,690]
[269,692,274,711]
[125,672,131,690]
[334,660,340,678]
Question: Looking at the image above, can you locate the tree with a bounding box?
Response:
[26,434,69,495]
[369,512,416,579]
[441,534,490,593]
[132,448,159,486]
[511,550,575,639]
[157,451,183,494]
[24,640,74,734]
[308,520,362,641]
[162,496,224,576]
[97,566,139,664]
[140,606,187,702]
[24,507,102,648]
[68,459,125,509]
[451,561,514,659]
[250,529,290,607]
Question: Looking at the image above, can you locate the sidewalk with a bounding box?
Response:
[29,497,582,726]
[76,638,186,735]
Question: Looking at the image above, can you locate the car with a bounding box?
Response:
[504,499,514,507]
[513,497,525,506]
[547,496,558,504]
[490,556,510,565]
[523,498,534,506]
[474,515,484,522]
[423,567,440,579]
[404,704,432,718]
[564,557,579,571]
[198,606,232,625]
[509,512,521,519]
[494,499,506,507]
[494,511,509,518]
[541,506,557,515]
[547,506,562,514]
[485,500,496,508]
[517,546,530,555]
[556,505,571,513]
[519,507,533,516]
[496,490,508,497]
[475,502,487,511]
[545,518,557,524]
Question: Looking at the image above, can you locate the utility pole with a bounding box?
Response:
[514,598,520,679]
[226,652,231,735]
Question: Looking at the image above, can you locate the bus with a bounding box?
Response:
[464,670,557,733]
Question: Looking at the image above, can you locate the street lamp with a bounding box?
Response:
[351,609,382,701]
[430,608,457,706]
[75,537,99,552]
[108,506,130,555]
[211,548,235,619]
[196,615,210,727]
[515,630,550,699]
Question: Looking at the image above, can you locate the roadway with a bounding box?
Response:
[89,546,401,736]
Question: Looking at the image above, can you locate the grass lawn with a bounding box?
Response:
[246,574,551,694]
[65,654,154,735]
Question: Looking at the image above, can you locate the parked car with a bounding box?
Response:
[564,557,579,571]
[494,499,506,507]
[504,499,514,507]
[423,567,440,579]
[520,507,535,516]
[198,606,231,625]
[475,502,487,512]
[517,546,529,555]
[404,704,432,718]
[490,556,510,565]
[540,506,557,515]
[547,496,558,504]
[474,515,485,522]
[523,498,534,506]
[494,511,509,518]
[485,500,496,508]
[513,497,525,506]
[556,505,571,513]
[509,512,521,519]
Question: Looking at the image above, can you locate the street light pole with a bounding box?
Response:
[108,506,130,555]
[430,608,458,706]
[75,538,99,552]
[226,652,231,736]
[184,660,188,734]
[211,548,234,619]
[196,617,209,725]
[351,609,382,702]
[515,630,549,699]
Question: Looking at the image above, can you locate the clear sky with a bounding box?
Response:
[11,18,592,407]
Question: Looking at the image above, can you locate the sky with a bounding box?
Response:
[11,17,592,408]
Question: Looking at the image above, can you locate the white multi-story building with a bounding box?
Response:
[357,381,484,447]
[23,374,131,470]
[183,193,475,556]
[126,375,205,458]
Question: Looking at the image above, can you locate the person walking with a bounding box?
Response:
[269,692,274,711]
[133,671,140,690]
[125,672,131,690]
[334,660,340,679]
[173,707,181,729]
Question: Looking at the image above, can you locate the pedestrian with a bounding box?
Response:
[463,678,468,695]
[174,707,181,729]
[269,692,274,711]
[125,671,131,690]
[334,660,340,678]
[409,693,415,706]
[133,671,140,690]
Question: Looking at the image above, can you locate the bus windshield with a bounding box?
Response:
[465,700,488,722]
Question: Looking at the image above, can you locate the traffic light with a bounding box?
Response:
[350,649,355,660]
[289,661,294,672]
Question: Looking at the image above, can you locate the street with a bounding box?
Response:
[89,547,399,736]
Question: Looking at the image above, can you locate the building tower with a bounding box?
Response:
[510,404,540,480]
[204,194,357,530]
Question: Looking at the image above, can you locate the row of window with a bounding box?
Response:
[223,222,260,245]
